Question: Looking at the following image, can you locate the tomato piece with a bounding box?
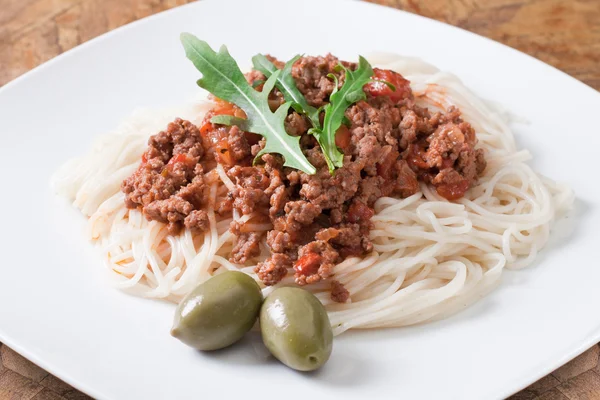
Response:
[199,100,247,137]
[198,100,250,166]
[436,179,470,200]
[199,118,215,137]
[294,253,322,277]
[347,200,374,224]
[335,125,351,151]
[213,101,246,119]
[215,140,233,165]
[141,153,148,164]
[364,68,411,102]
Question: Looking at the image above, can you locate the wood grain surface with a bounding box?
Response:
[1,1,599,399]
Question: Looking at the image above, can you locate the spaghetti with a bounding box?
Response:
[52,55,573,336]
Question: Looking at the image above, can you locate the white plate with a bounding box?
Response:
[1,0,599,399]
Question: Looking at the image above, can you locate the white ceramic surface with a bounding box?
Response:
[1,0,599,399]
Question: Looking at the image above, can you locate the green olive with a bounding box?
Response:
[171,271,262,351]
[260,287,333,371]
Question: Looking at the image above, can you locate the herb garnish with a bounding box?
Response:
[310,57,374,172]
[252,54,321,128]
[180,33,316,175]
[181,33,380,175]
[253,54,374,173]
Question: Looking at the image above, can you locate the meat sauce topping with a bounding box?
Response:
[122,54,486,301]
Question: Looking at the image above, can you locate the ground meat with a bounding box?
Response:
[316,223,372,258]
[330,280,350,303]
[245,69,265,86]
[227,126,252,161]
[395,160,420,197]
[266,229,296,254]
[292,54,347,107]
[284,200,322,227]
[357,176,384,205]
[144,197,193,234]
[123,53,487,297]
[346,200,375,226]
[268,185,288,218]
[177,168,207,207]
[228,166,270,215]
[285,112,310,136]
[347,98,401,150]
[230,232,262,264]
[300,160,362,209]
[254,253,291,286]
[424,123,467,168]
[122,118,208,234]
[215,196,233,215]
[404,106,486,199]
[294,240,340,285]
[184,209,209,232]
[432,168,470,200]
[262,159,288,217]
[330,207,343,224]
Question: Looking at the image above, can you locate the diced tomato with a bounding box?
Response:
[347,200,375,224]
[335,125,351,151]
[199,100,247,137]
[141,153,148,164]
[197,99,251,166]
[377,150,400,180]
[199,118,215,137]
[215,140,233,166]
[406,143,429,170]
[294,253,322,277]
[364,68,411,102]
[436,179,470,200]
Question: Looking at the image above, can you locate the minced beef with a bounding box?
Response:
[291,54,352,107]
[122,53,487,302]
[230,232,262,264]
[330,280,350,303]
[255,253,291,286]
[295,240,340,285]
[122,118,208,234]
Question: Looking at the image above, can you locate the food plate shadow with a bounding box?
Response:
[302,351,384,388]
[196,331,381,387]
[196,332,277,366]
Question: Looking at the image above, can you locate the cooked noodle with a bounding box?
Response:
[52,55,573,335]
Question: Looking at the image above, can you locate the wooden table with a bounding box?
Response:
[0,1,599,399]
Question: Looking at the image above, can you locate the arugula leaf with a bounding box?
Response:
[310,56,374,172]
[180,33,316,175]
[210,115,249,131]
[251,54,321,128]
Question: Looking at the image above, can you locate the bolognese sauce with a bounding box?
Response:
[121,53,486,300]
